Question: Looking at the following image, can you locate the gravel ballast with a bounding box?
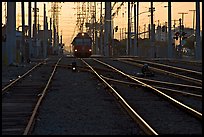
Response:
[32,58,144,135]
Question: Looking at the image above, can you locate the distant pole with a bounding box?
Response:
[28,2,32,59]
[124,28,126,39]
[189,9,196,34]
[94,2,98,55]
[100,2,103,55]
[130,2,133,56]
[172,19,179,32]
[167,2,172,58]
[6,2,16,65]
[178,12,188,27]
[134,2,137,56]
[150,2,155,58]
[50,17,52,51]
[195,2,201,60]
[104,2,111,56]
[144,24,146,39]
[178,18,182,58]
[4,2,7,23]
[34,2,37,57]
[21,2,25,63]
[92,3,95,54]
[136,2,139,56]
[127,2,131,55]
[50,18,52,30]
[122,28,123,39]
[119,28,121,40]
[112,20,114,56]
[43,4,48,58]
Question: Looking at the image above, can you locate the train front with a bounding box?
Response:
[71,33,92,58]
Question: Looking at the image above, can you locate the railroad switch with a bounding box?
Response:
[141,64,154,77]
[135,64,154,77]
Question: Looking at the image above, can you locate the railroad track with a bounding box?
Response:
[2,56,62,135]
[3,55,201,135]
[129,58,202,77]
[61,60,202,99]
[115,58,202,86]
[147,58,202,67]
[79,58,202,134]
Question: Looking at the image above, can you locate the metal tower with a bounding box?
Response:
[50,2,62,48]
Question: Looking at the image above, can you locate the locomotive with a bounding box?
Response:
[71,32,92,58]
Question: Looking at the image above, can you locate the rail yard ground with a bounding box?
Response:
[2,54,202,135]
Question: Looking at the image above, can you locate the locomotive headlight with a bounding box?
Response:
[74,49,77,52]
[89,49,92,52]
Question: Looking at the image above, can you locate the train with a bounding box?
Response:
[71,32,92,58]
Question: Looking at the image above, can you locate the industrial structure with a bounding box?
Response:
[2,2,64,65]
[2,2,202,66]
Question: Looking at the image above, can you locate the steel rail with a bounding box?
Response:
[2,60,47,93]
[124,58,202,75]
[117,59,202,86]
[57,62,202,90]
[93,59,202,121]
[81,58,158,135]
[100,75,202,99]
[23,57,62,135]
[147,58,202,64]
[56,64,115,72]
[131,75,202,90]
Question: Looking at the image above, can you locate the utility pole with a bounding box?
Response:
[112,20,114,56]
[150,2,155,57]
[178,12,188,27]
[33,2,37,57]
[4,2,7,23]
[134,2,137,56]
[50,2,62,54]
[119,28,121,40]
[94,2,98,55]
[178,18,182,58]
[49,17,52,54]
[127,2,131,55]
[136,2,139,56]
[167,2,172,58]
[28,2,32,60]
[21,2,25,63]
[6,2,16,65]
[144,24,146,39]
[50,18,52,30]
[122,28,124,40]
[104,2,111,56]
[91,3,95,54]
[172,19,179,32]
[43,4,48,58]
[195,2,201,60]
[100,2,103,55]
[189,9,196,34]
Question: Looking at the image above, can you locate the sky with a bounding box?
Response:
[2,2,202,51]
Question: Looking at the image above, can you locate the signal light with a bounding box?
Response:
[72,62,77,72]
